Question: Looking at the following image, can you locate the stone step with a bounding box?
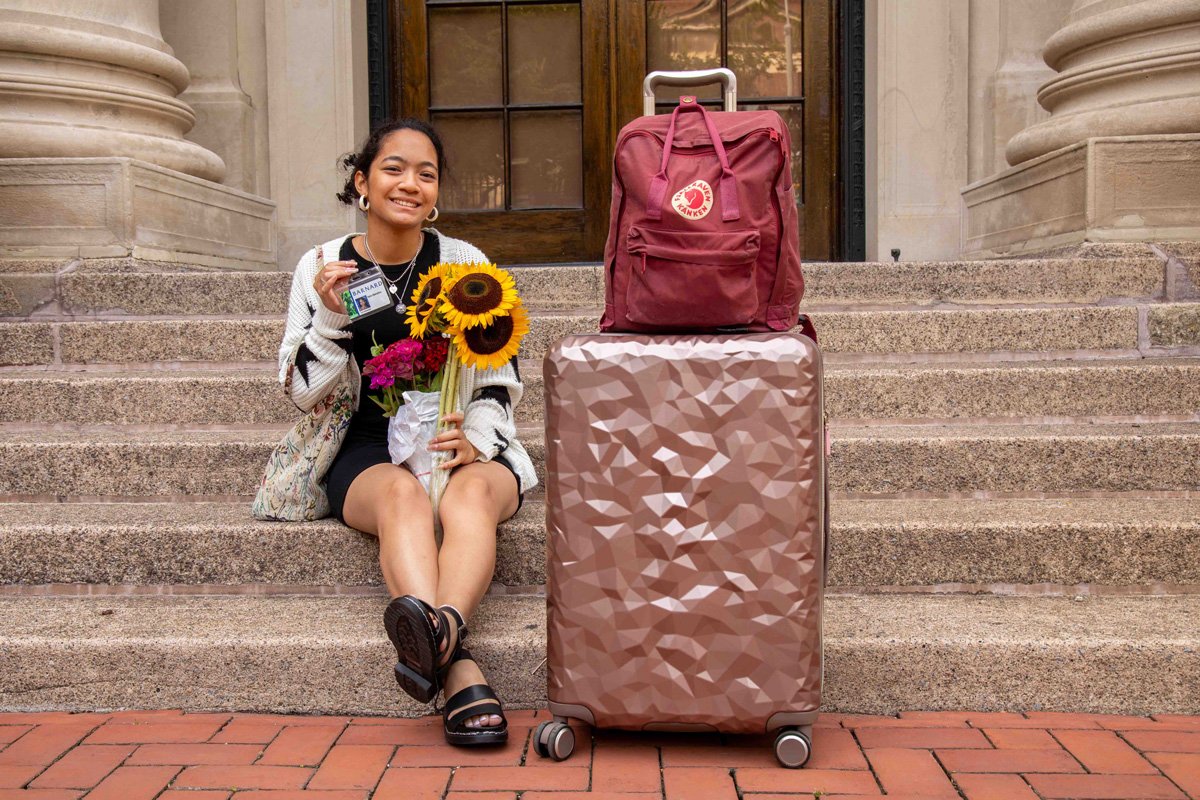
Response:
[6,303,1198,367]
[4,357,1199,427]
[1,248,1169,318]
[2,422,1198,499]
[0,593,1195,715]
[2,498,1197,590]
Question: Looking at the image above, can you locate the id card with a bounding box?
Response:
[341,266,394,320]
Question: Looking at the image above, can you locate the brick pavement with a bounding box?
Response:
[0,710,1197,799]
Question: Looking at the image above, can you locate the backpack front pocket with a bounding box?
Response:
[625,226,761,328]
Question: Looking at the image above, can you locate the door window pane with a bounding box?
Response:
[728,0,802,98]
[646,0,721,101]
[434,113,505,210]
[429,7,503,107]
[509,4,582,105]
[510,111,583,208]
[741,103,803,200]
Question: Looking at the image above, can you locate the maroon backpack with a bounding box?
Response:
[599,96,804,334]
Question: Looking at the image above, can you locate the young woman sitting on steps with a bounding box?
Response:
[275,118,537,745]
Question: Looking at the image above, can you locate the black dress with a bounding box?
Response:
[325,234,523,523]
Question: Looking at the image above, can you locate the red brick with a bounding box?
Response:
[126,743,261,765]
[0,728,30,747]
[983,728,1061,749]
[0,765,42,789]
[954,773,1040,800]
[808,727,870,770]
[819,714,894,726]
[306,745,392,791]
[524,795,652,800]
[28,745,133,789]
[227,715,353,727]
[597,729,718,748]
[897,711,977,723]
[844,716,966,729]
[938,747,1083,773]
[1146,752,1200,797]
[450,766,589,792]
[235,793,366,800]
[348,716,435,726]
[1098,717,1200,731]
[173,765,312,790]
[388,742,524,768]
[1123,730,1200,753]
[208,720,283,744]
[337,724,443,746]
[373,766,451,800]
[661,744,775,769]
[963,712,1087,729]
[104,712,184,722]
[0,790,83,800]
[736,765,880,795]
[856,726,991,750]
[0,715,107,726]
[445,794,517,800]
[1026,773,1186,799]
[663,766,739,800]
[158,792,229,800]
[84,766,180,800]
[1022,712,1107,729]
[1151,714,1200,730]
[593,744,660,793]
[1052,729,1159,774]
[865,748,956,797]
[0,724,98,767]
[85,721,225,745]
[257,725,342,766]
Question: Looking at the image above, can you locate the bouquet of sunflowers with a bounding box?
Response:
[397,261,529,513]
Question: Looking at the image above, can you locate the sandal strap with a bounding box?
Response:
[438,604,469,640]
[444,682,506,731]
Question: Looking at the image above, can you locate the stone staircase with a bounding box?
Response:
[1,245,1198,717]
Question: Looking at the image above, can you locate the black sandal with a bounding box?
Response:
[441,649,508,746]
[383,597,467,704]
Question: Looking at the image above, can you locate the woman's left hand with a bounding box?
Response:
[429,412,478,470]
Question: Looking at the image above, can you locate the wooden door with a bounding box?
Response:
[391,0,611,264]
[390,0,839,263]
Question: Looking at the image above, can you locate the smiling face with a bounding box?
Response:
[354,128,440,229]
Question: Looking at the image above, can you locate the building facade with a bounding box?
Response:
[0,0,1197,270]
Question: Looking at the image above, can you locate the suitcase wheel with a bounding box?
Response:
[774,728,811,769]
[534,720,575,761]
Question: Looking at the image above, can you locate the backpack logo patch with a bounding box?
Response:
[671,180,713,220]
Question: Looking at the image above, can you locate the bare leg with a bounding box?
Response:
[436,460,520,728]
[342,463,438,602]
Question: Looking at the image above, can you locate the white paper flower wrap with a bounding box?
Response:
[387,389,442,492]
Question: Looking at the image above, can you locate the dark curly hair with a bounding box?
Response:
[335,117,447,206]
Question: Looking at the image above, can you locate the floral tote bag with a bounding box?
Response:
[252,250,359,521]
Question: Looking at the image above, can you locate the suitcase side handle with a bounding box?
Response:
[642,69,738,116]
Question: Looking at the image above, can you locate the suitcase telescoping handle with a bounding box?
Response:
[642,68,738,116]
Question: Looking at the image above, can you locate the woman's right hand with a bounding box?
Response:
[313,259,359,315]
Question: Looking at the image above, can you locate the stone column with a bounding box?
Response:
[1006,0,1200,165]
[962,0,1200,257]
[160,0,262,194]
[0,0,225,181]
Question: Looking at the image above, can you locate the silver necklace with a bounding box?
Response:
[363,230,424,298]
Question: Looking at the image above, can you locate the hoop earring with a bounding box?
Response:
[426,206,439,223]
[358,194,369,212]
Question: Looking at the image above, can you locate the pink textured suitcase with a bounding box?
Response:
[537,332,827,768]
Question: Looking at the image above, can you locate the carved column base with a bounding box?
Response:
[962,133,1200,258]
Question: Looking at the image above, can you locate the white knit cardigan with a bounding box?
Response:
[278,230,538,495]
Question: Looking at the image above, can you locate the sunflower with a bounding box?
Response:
[406,262,456,338]
[452,300,530,371]
[439,262,518,329]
